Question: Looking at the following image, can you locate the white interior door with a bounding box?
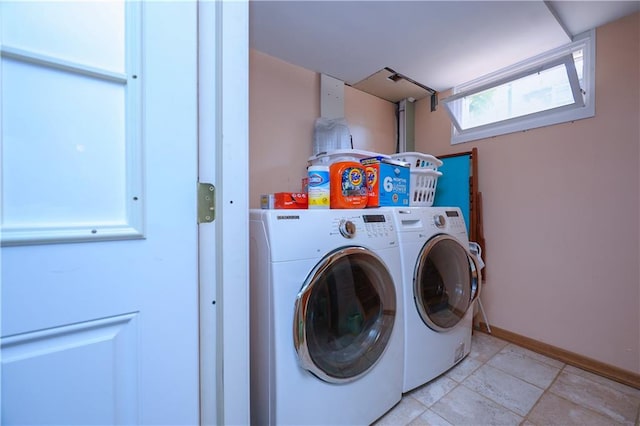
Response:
[1,2,200,424]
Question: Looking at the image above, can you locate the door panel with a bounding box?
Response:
[2,314,138,424]
[1,2,199,424]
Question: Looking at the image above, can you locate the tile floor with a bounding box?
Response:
[374,332,640,426]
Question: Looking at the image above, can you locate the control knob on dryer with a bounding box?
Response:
[339,219,356,239]
[434,214,446,228]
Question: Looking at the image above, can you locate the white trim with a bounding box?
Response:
[0,1,4,408]
[125,1,144,240]
[198,1,250,425]
[455,30,594,93]
[0,224,143,247]
[218,1,250,424]
[198,1,219,424]
[0,46,128,83]
[445,30,596,145]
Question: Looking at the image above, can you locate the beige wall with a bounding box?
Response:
[249,49,396,208]
[415,13,640,373]
[249,50,319,205]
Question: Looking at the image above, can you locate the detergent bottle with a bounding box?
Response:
[329,161,368,209]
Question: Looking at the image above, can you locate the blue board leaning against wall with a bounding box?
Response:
[432,153,471,235]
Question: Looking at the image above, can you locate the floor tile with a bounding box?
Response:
[549,369,640,424]
[488,348,561,389]
[527,392,625,425]
[408,375,458,408]
[500,343,565,369]
[430,385,523,425]
[382,334,640,426]
[462,364,544,416]
[407,408,454,426]
[444,355,483,383]
[563,365,640,400]
[468,332,508,362]
[373,395,426,426]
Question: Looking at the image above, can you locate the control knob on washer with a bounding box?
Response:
[434,214,446,228]
[339,219,356,238]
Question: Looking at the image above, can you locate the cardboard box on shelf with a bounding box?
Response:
[361,157,410,207]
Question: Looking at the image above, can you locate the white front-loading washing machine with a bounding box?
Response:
[391,207,480,393]
[249,208,403,425]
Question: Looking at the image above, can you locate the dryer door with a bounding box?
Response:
[414,234,479,332]
[293,246,396,384]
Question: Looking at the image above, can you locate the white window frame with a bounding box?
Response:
[443,30,595,145]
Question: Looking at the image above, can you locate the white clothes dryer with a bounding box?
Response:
[249,208,403,425]
[391,207,480,393]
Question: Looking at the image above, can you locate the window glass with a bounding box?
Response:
[443,31,595,144]
[460,57,579,129]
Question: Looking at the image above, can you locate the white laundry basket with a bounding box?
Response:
[409,169,442,206]
[390,152,443,171]
[392,152,443,206]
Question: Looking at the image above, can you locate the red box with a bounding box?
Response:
[261,192,308,209]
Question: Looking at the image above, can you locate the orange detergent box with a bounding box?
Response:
[361,157,410,207]
[261,192,308,209]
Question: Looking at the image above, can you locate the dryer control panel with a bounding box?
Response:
[445,209,466,230]
[433,210,466,232]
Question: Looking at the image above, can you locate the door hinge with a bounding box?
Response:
[198,182,215,223]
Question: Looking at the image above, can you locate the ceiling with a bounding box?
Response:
[249,1,640,101]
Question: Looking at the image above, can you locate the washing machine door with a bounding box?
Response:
[414,234,479,332]
[293,246,396,384]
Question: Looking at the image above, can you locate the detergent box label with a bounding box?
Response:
[362,158,410,207]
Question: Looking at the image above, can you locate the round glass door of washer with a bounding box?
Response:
[293,246,396,383]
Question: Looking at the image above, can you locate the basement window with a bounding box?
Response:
[443,30,595,144]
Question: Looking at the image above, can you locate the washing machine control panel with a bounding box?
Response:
[333,214,395,239]
[362,214,394,238]
[339,219,357,238]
